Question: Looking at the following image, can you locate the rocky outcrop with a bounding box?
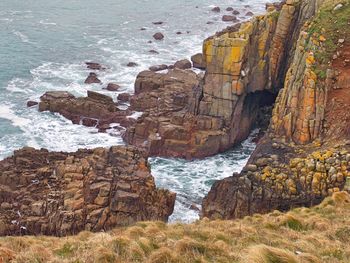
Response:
[203,141,350,219]
[0,146,175,236]
[39,90,132,131]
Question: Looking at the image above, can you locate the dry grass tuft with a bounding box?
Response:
[244,244,298,263]
[0,192,350,263]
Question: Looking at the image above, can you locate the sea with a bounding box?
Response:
[0,0,270,222]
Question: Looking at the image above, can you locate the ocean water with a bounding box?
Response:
[0,0,269,222]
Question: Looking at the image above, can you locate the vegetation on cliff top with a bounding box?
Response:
[0,191,349,263]
[308,1,350,79]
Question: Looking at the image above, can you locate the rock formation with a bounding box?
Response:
[38,90,133,131]
[202,0,350,219]
[0,146,175,236]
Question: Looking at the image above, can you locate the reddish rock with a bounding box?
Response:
[84,72,102,84]
[222,15,237,22]
[0,146,176,236]
[211,6,221,12]
[105,83,121,91]
[174,59,192,70]
[38,91,130,130]
[117,93,131,102]
[153,32,164,40]
[27,101,38,107]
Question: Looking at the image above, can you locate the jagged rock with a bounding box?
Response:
[27,101,38,107]
[174,59,192,70]
[191,53,206,70]
[0,146,176,236]
[203,143,349,219]
[153,32,164,40]
[38,91,131,129]
[84,73,102,84]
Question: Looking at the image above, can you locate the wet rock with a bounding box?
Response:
[176,31,182,35]
[174,59,192,69]
[84,72,102,84]
[222,15,237,22]
[0,146,176,236]
[153,21,164,25]
[153,32,164,40]
[118,93,131,102]
[149,64,168,72]
[245,11,254,16]
[226,7,233,11]
[140,27,147,31]
[189,204,200,211]
[232,10,240,15]
[105,83,121,91]
[191,53,206,70]
[149,49,159,54]
[27,101,38,107]
[39,90,130,130]
[85,62,106,70]
[127,62,138,67]
[211,6,221,12]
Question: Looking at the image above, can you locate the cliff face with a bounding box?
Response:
[202,0,350,219]
[0,146,175,236]
[123,1,306,159]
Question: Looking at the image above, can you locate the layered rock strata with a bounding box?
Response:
[0,146,175,236]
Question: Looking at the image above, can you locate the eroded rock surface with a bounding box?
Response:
[0,146,176,236]
[39,90,132,130]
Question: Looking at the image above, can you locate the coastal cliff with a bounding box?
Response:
[203,0,350,219]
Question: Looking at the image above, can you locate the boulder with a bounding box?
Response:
[105,83,120,91]
[0,146,176,236]
[149,64,168,72]
[232,10,240,15]
[174,59,192,69]
[226,7,233,11]
[211,6,221,12]
[84,72,102,84]
[149,49,159,54]
[245,11,254,16]
[127,62,138,67]
[153,32,164,40]
[191,53,206,70]
[222,15,237,22]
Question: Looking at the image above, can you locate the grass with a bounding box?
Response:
[0,191,349,263]
[308,1,350,78]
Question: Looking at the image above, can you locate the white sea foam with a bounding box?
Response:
[0,105,30,127]
[13,30,29,43]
